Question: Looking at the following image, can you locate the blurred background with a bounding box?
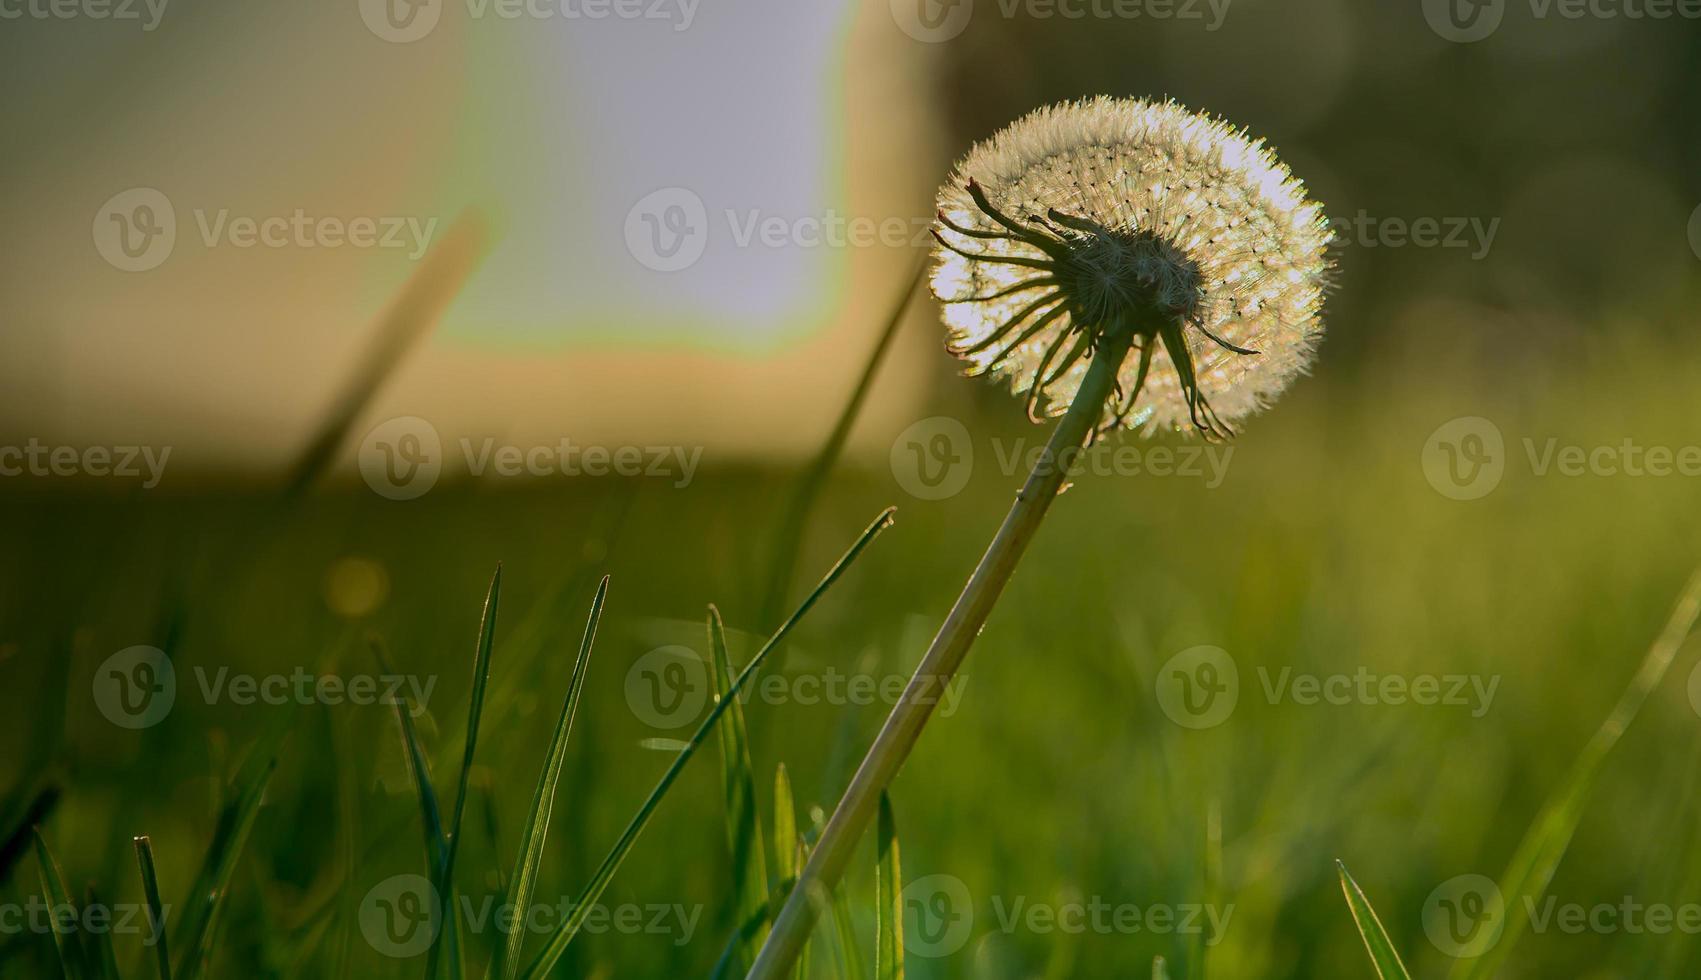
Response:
[6,0,1701,976]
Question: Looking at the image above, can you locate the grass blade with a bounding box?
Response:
[33,829,89,980]
[172,732,283,980]
[1336,861,1413,980]
[518,509,897,980]
[1151,956,1171,980]
[712,605,769,972]
[134,836,173,980]
[875,792,901,980]
[758,257,924,627]
[428,564,502,980]
[1452,568,1701,980]
[829,880,865,980]
[83,884,122,980]
[494,576,608,980]
[372,638,446,870]
[774,764,797,890]
[710,877,799,980]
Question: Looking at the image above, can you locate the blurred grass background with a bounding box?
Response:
[6,0,1701,976]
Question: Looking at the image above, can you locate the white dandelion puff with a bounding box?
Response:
[930,96,1334,438]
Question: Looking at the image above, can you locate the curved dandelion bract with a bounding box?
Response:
[930,96,1334,437]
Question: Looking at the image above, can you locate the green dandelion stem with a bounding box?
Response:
[746,326,1138,980]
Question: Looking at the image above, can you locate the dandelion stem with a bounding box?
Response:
[746,326,1138,980]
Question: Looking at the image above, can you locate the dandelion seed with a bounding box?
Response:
[931,96,1334,438]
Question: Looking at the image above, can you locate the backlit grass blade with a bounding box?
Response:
[1336,861,1413,980]
[33,829,88,980]
[710,877,799,980]
[875,792,902,980]
[712,604,769,972]
[429,563,501,980]
[1452,568,1701,980]
[1151,956,1172,980]
[134,835,173,980]
[172,731,283,980]
[774,764,797,889]
[518,509,897,980]
[829,882,865,980]
[494,576,608,980]
[83,884,122,980]
[372,638,446,869]
[772,764,806,980]
[758,257,924,627]
[370,636,461,978]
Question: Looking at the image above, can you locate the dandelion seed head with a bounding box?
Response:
[930,97,1334,437]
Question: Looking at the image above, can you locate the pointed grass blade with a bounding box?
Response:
[172,732,283,980]
[1151,956,1171,980]
[875,792,902,980]
[518,510,897,980]
[493,576,607,980]
[1452,568,1701,980]
[33,829,88,980]
[134,836,173,980]
[1336,861,1413,980]
[712,605,769,971]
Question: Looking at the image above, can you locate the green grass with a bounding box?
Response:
[7,319,1701,976]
